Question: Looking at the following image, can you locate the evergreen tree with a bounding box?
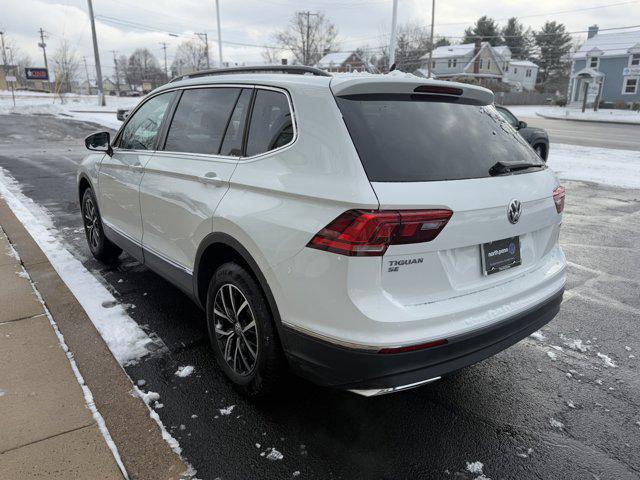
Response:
[462,16,502,46]
[501,17,533,59]
[534,21,573,92]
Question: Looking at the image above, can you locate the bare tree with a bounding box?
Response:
[261,47,283,65]
[1,35,32,86]
[51,37,80,93]
[127,48,165,90]
[171,40,207,76]
[275,12,338,65]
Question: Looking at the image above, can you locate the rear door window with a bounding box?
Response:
[246,89,294,156]
[336,95,543,182]
[164,87,240,155]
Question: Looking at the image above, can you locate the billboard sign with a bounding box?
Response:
[25,68,49,80]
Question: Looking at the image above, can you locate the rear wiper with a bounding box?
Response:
[489,161,542,176]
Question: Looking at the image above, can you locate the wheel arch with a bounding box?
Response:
[193,232,286,340]
[78,174,93,205]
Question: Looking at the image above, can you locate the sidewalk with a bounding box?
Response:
[0,226,123,478]
[0,195,189,479]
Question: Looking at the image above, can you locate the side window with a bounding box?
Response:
[245,90,293,157]
[496,107,518,128]
[118,92,175,150]
[164,88,240,155]
[220,89,252,156]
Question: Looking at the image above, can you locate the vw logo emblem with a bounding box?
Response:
[508,199,522,224]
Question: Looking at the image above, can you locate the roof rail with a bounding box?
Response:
[170,65,331,83]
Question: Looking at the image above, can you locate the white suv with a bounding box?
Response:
[78,66,566,397]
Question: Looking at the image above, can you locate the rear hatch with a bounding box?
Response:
[332,78,561,305]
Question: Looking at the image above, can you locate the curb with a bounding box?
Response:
[535,112,640,126]
[0,198,189,480]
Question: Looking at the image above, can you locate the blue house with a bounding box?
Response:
[568,25,640,106]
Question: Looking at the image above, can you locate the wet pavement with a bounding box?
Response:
[1,113,639,480]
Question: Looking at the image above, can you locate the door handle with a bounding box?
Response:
[200,172,225,186]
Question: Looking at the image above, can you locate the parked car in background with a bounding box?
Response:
[495,105,549,160]
[79,66,566,397]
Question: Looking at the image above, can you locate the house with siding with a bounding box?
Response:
[568,25,640,106]
[315,51,371,73]
[419,42,538,91]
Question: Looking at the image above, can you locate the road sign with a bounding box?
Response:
[6,76,17,82]
[25,68,49,80]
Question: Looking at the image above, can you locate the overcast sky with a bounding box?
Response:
[2,0,639,76]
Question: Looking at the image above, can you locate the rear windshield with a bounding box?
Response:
[336,94,543,182]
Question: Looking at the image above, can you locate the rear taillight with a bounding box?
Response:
[553,186,565,214]
[307,209,453,257]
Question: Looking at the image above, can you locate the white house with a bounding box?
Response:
[419,42,539,91]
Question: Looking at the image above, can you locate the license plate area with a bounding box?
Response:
[481,236,521,275]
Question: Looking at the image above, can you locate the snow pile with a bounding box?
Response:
[550,418,564,429]
[596,352,617,368]
[548,144,640,190]
[465,461,490,479]
[0,388,6,397]
[175,365,195,378]
[0,167,157,365]
[265,448,284,461]
[133,386,183,456]
[219,405,236,416]
[0,91,140,130]
[529,331,546,341]
[537,106,640,125]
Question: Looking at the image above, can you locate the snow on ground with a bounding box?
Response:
[175,365,195,378]
[0,167,157,365]
[506,105,640,124]
[548,144,640,190]
[0,91,139,130]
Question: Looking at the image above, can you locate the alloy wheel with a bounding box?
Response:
[83,197,101,251]
[213,284,259,376]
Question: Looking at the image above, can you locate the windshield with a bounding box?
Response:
[336,94,543,182]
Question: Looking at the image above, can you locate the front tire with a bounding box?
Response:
[206,262,285,397]
[81,188,122,262]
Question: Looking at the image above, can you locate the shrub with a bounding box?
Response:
[555,97,567,107]
[632,102,640,112]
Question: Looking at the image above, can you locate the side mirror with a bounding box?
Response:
[116,109,130,121]
[85,131,112,156]
[517,120,528,130]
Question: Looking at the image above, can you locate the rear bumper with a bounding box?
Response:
[282,287,563,391]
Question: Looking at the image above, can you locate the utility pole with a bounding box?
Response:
[388,0,398,71]
[82,56,91,94]
[160,42,168,79]
[215,0,223,67]
[427,0,436,78]
[196,33,210,69]
[38,28,52,93]
[300,11,319,66]
[111,50,121,96]
[86,0,105,106]
[0,31,7,67]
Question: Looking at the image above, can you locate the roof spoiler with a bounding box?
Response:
[330,78,494,105]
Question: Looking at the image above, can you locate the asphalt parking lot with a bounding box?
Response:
[1,113,639,479]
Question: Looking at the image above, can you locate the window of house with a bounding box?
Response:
[514,67,518,74]
[164,88,240,155]
[246,89,294,157]
[487,60,491,69]
[631,54,640,66]
[453,59,457,68]
[623,77,638,94]
[589,56,599,68]
[432,61,436,69]
[448,59,452,68]
[117,91,176,150]
[479,59,483,69]
[505,65,509,72]
[526,69,532,78]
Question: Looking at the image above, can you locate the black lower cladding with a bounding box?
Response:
[282,288,564,389]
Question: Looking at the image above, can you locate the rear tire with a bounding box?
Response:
[206,262,285,397]
[81,188,122,262]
